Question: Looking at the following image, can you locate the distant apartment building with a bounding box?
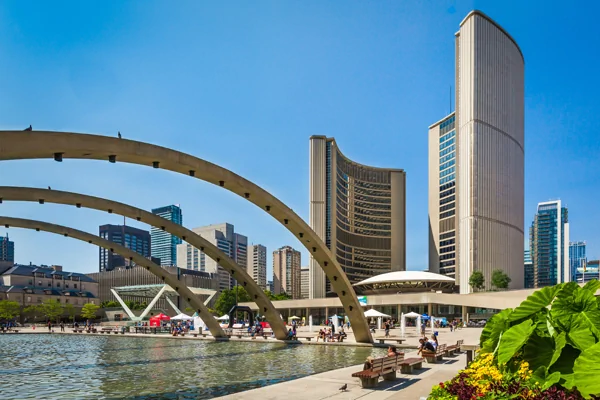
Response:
[99,224,151,272]
[267,280,274,293]
[176,223,247,292]
[0,234,15,262]
[569,241,586,282]
[247,244,267,289]
[529,200,569,287]
[429,11,525,293]
[0,263,99,321]
[151,205,183,267]
[300,266,310,299]
[273,246,301,298]
[524,249,534,289]
[309,136,406,298]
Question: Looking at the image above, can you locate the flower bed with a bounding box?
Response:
[429,280,600,399]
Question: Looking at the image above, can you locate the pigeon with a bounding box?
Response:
[118,131,122,139]
[339,383,347,392]
[48,186,51,190]
[24,125,32,131]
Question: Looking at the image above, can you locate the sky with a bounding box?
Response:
[1,1,599,278]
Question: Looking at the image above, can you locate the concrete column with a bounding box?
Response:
[462,306,468,324]
[306,307,309,319]
[325,307,329,324]
[428,303,432,316]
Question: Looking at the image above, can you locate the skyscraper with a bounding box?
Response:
[99,224,151,271]
[0,234,14,262]
[524,249,534,289]
[569,241,586,282]
[247,244,267,290]
[309,136,406,299]
[151,205,183,267]
[530,200,569,287]
[428,11,525,293]
[300,266,310,299]
[273,245,301,299]
[176,223,247,292]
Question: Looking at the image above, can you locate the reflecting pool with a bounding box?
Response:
[0,334,386,399]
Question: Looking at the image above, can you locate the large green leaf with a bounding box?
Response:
[509,285,563,322]
[549,344,580,389]
[567,314,598,351]
[574,342,600,398]
[550,332,567,367]
[497,319,535,365]
[480,308,513,352]
[583,279,600,294]
[552,288,600,335]
[524,334,554,371]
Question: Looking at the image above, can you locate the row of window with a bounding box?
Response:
[439,150,455,165]
[440,238,455,247]
[439,137,455,151]
[440,174,455,185]
[440,231,455,240]
[441,209,455,219]
[440,246,455,254]
[440,202,455,213]
[439,144,455,158]
[440,195,455,206]
[440,253,455,260]
[439,130,455,144]
[440,187,455,199]
[440,166,455,178]
[439,158,455,171]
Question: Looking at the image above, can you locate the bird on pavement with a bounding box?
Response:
[118,131,122,139]
[48,186,51,190]
[24,125,32,131]
[339,383,347,392]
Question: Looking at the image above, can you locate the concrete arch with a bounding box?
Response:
[0,216,227,339]
[0,130,372,342]
[0,186,288,340]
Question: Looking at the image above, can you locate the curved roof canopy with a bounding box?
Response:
[353,271,456,294]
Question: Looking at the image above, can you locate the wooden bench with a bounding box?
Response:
[423,343,446,363]
[352,356,401,388]
[446,339,464,355]
[296,335,313,342]
[398,354,424,374]
[374,337,405,344]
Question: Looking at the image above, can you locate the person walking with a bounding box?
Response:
[47,321,52,332]
[384,320,390,338]
[60,322,65,332]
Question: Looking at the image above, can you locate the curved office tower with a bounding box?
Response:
[429,10,524,294]
[309,136,406,298]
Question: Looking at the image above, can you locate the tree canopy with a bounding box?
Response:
[491,269,511,290]
[81,303,100,320]
[264,290,292,301]
[214,286,251,316]
[469,271,485,292]
[37,299,64,322]
[0,300,21,321]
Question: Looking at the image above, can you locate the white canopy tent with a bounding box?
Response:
[403,311,421,337]
[216,315,230,321]
[364,309,391,330]
[171,313,193,320]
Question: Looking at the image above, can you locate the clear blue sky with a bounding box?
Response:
[1,1,599,278]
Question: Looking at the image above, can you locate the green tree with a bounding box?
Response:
[263,290,292,301]
[0,300,21,321]
[64,303,76,323]
[38,299,64,322]
[81,303,100,320]
[215,286,251,316]
[469,271,485,292]
[491,269,511,290]
[101,300,120,308]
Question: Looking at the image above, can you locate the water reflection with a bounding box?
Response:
[0,335,386,399]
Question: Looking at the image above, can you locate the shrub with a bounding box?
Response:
[430,280,600,399]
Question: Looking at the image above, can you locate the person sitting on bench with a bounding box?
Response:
[363,356,374,370]
[417,338,435,355]
[387,345,400,357]
[286,328,296,340]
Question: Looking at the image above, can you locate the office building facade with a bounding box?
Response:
[309,136,406,298]
[524,250,534,289]
[574,259,599,283]
[429,11,525,293]
[300,266,310,299]
[529,200,569,287]
[0,234,14,262]
[569,241,586,281]
[247,244,267,290]
[176,223,247,292]
[273,246,302,299]
[99,225,151,272]
[151,205,183,267]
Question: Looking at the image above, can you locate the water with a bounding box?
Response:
[0,334,386,399]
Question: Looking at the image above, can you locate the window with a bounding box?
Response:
[74,284,77,289]
[57,283,60,288]
[66,284,69,288]
[48,282,51,287]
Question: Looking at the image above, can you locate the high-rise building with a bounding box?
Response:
[524,249,534,289]
[176,223,247,292]
[574,259,599,283]
[309,136,406,298]
[529,200,569,288]
[247,244,267,290]
[569,241,586,282]
[0,234,15,262]
[300,266,310,299]
[267,280,274,293]
[151,205,183,267]
[99,224,151,272]
[273,246,302,298]
[428,11,525,293]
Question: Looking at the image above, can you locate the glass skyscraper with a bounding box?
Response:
[99,224,151,272]
[569,241,586,282]
[151,205,183,267]
[0,234,15,262]
[529,200,569,287]
[524,249,534,288]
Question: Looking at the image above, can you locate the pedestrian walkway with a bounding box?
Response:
[219,351,467,399]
